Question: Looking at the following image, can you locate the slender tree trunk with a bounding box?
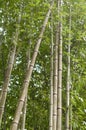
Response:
[21,42,31,130]
[21,96,27,130]
[49,14,54,130]
[53,36,58,130]
[69,6,72,130]
[53,16,59,130]
[0,11,21,126]
[57,0,63,129]
[0,47,6,130]
[53,0,62,129]
[70,79,73,130]
[70,87,72,130]
[10,1,54,130]
[65,5,71,130]
[0,45,16,126]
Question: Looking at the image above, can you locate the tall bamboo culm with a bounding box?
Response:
[53,11,60,130]
[21,43,31,130]
[20,96,27,130]
[0,45,16,124]
[49,14,54,130]
[52,0,62,129]
[70,87,72,130]
[0,46,16,130]
[10,1,54,130]
[57,0,63,129]
[65,5,71,130]
[0,11,21,126]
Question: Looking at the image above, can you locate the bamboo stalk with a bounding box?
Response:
[70,86,72,130]
[66,5,71,130]
[52,1,60,129]
[21,43,31,130]
[0,10,21,127]
[49,14,54,130]
[21,96,27,130]
[10,1,54,130]
[57,0,63,129]
[53,19,59,130]
[0,45,16,126]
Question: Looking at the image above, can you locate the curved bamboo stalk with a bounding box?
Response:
[0,9,21,127]
[0,42,16,127]
[10,1,54,130]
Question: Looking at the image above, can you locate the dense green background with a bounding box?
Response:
[0,0,86,129]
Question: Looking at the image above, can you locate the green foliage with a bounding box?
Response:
[0,0,86,129]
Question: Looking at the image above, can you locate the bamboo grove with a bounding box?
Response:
[0,0,86,130]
